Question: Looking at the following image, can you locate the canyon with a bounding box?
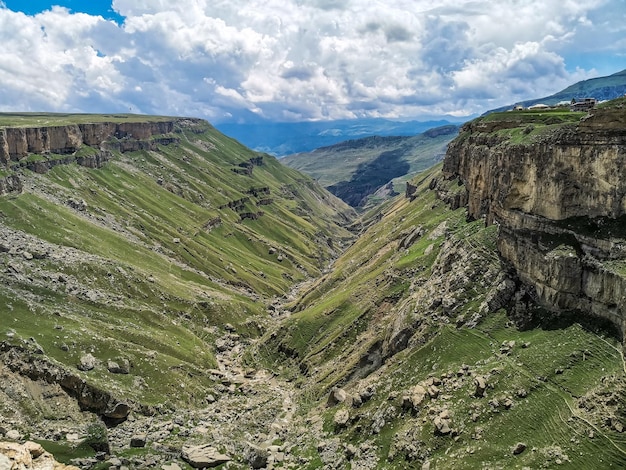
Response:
[0,106,624,469]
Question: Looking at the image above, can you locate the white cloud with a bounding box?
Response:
[0,0,623,120]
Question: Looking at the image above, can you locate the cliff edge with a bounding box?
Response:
[442,99,626,337]
[0,114,196,191]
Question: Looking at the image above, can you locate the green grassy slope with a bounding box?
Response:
[0,116,355,409]
[254,162,626,468]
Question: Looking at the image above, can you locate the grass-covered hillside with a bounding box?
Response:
[0,115,355,412]
[254,163,626,469]
[281,125,458,208]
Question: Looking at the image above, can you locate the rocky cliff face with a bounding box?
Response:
[0,121,176,164]
[443,105,626,336]
[0,119,185,195]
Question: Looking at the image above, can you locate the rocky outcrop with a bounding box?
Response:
[181,444,231,468]
[0,441,80,470]
[0,121,177,164]
[443,106,626,336]
[0,342,133,422]
[444,110,626,225]
[0,118,187,195]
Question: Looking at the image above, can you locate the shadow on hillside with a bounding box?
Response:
[327,147,410,207]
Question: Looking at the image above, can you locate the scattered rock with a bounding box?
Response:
[512,442,527,455]
[5,430,20,441]
[327,387,349,407]
[181,444,230,468]
[78,353,97,371]
[344,443,357,460]
[474,376,487,398]
[500,341,516,355]
[358,385,375,404]
[333,409,350,429]
[67,198,87,212]
[130,434,147,448]
[612,419,624,433]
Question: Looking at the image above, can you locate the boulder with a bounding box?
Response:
[107,358,130,374]
[409,385,427,410]
[512,442,527,455]
[130,434,147,448]
[433,410,452,436]
[181,444,230,468]
[78,353,97,371]
[333,409,350,429]
[327,387,349,407]
[0,441,81,470]
[246,444,269,469]
[104,402,130,420]
[474,376,487,398]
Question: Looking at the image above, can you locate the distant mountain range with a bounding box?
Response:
[216,69,626,156]
[488,68,626,113]
[215,118,463,156]
[282,124,459,208]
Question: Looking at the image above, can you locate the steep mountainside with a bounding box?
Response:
[256,161,626,469]
[0,113,354,438]
[282,125,459,208]
[252,99,626,469]
[444,99,626,336]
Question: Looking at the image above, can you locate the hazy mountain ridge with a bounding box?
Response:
[216,118,462,157]
[282,124,459,208]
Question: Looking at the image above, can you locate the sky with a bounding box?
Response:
[0,0,624,124]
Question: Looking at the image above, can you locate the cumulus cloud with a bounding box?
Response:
[0,0,624,121]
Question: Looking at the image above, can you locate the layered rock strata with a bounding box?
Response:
[0,121,176,163]
[0,119,187,195]
[443,107,626,336]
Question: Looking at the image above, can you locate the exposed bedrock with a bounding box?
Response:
[443,107,626,336]
[0,120,177,164]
